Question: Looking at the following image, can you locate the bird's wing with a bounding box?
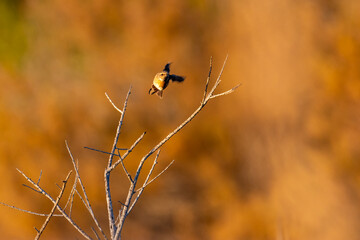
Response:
[169,74,185,82]
[163,63,171,72]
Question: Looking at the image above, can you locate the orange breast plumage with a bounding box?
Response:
[153,75,165,90]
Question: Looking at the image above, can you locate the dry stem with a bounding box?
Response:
[35,171,72,240]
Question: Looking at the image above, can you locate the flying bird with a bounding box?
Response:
[149,63,185,98]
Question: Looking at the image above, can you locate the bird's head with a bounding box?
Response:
[155,71,168,81]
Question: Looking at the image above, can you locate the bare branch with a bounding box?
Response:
[127,150,161,214]
[35,171,72,240]
[66,141,108,240]
[202,56,213,103]
[69,190,76,217]
[115,208,122,226]
[136,58,231,163]
[105,92,123,114]
[141,103,203,161]
[63,170,78,215]
[137,160,175,192]
[117,149,133,183]
[84,147,123,157]
[127,152,173,214]
[105,86,131,238]
[107,86,131,168]
[113,144,157,240]
[37,170,42,185]
[0,202,62,217]
[67,143,92,210]
[16,169,92,240]
[206,54,228,100]
[22,184,42,194]
[209,83,242,99]
[92,227,101,240]
[108,132,146,172]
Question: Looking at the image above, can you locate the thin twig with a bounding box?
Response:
[69,189,76,217]
[139,103,204,161]
[136,160,175,192]
[115,207,123,226]
[62,163,78,211]
[0,202,62,217]
[22,184,42,194]
[206,54,228,101]
[92,227,101,240]
[37,170,42,185]
[66,141,108,240]
[105,92,123,114]
[127,150,161,214]
[63,166,78,214]
[116,148,122,159]
[202,56,213,103]
[209,83,242,99]
[74,188,88,206]
[67,163,80,218]
[35,171,72,240]
[108,132,146,172]
[84,146,126,156]
[16,169,92,240]
[117,149,133,183]
[127,152,172,214]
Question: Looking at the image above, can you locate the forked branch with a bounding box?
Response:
[112,56,240,240]
[2,57,239,240]
[105,87,132,238]
[16,169,92,239]
[66,141,108,240]
[35,171,72,240]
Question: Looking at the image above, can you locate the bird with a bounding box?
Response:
[149,63,185,98]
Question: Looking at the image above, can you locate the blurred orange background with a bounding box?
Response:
[1,0,360,239]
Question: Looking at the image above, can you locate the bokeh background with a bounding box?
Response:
[1,0,360,239]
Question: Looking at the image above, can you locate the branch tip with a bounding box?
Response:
[105,92,123,113]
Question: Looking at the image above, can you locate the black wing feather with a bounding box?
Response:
[169,74,185,82]
[163,63,171,72]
